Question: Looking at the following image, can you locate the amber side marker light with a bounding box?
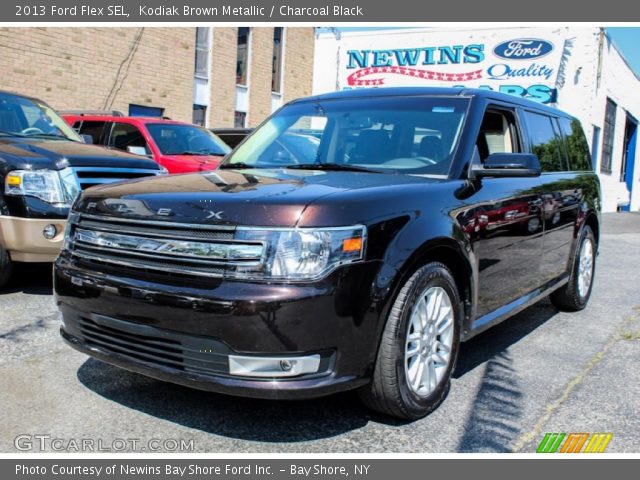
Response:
[6,174,21,186]
[342,237,363,253]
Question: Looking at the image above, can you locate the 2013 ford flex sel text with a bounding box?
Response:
[55,88,600,419]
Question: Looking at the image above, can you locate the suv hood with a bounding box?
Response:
[76,168,451,227]
[0,138,160,172]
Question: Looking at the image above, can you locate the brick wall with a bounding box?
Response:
[248,27,274,127]
[283,28,315,104]
[206,27,315,128]
[0,27,315,129]
[0,27,195,122]
[208,27,237,127]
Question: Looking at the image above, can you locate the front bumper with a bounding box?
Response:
[55,254,382,400]
[0,216,66,262]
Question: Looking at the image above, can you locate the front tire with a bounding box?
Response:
[359,262,461,420]
[0,245,13,289]
[551,225,596,311]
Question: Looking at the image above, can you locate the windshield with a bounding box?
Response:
[146,123,231,156]
[0,92,81,141]
[224,95,469,176]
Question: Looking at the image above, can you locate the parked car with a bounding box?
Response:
[63,113,231,173]
[55,87,600,419]
[210,127,253,150]
[0,91,162,288]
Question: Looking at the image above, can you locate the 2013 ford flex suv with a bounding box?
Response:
[55,88,600,419]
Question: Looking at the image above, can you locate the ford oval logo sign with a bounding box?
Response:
[494,39,554,60]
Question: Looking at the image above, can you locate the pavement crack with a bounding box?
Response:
[512,307,640,452]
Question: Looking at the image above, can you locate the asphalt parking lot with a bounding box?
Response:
[1,213,639,453]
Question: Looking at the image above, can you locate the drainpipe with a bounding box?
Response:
[596,27,605,93]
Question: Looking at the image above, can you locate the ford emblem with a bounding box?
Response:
[493,38,554,60]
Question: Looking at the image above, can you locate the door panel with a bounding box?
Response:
[538,173,582,282]
[460,106,544,319]
[461,178,544,318]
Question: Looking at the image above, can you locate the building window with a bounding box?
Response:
[193,104,207,126]
[129,104,164,118]
[194,27,211,79]
[236,27,250,86]
[272,27,284,93]
[600,98,617,175]
[234,111,247,128]
[591,125,601,168]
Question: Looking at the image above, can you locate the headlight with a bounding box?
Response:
[157,166,169,175]
[4,169,72,206]
[231,225,366,281]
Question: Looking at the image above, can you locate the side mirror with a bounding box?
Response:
[127,146,148,156]
[470,153,541,179]
[80,134,93,144]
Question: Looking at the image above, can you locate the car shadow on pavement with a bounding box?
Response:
[454,298,559,452]
[77,359,383,442]
[1,263,53,296]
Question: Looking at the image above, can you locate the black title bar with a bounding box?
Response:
[3,0,639,22]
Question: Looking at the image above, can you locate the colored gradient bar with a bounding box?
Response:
[584,433,613,453]
[537,433,566,453]
[537,433,613,453]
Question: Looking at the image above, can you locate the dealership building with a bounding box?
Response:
[0,27,315,128]
[314,27,640,212]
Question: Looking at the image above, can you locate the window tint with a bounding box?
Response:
[78,121,107,145]
[109,122,150,155]
[525,112,566,172]
[558,117,592,171]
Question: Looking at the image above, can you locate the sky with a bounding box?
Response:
[605,28,640,76]
[318,27,640,77]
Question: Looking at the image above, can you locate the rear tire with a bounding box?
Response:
[551,225,596,311]
[0,245,13,289]
[359,262,461,420]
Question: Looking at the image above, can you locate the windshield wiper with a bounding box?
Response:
[219,162,268,169]
[284,163,381,173]
[24,133,71,140]
[0,130,26,137]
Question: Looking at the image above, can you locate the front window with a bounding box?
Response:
[224,96,469,176]
[146,123,231,156]
[0,92,81,141]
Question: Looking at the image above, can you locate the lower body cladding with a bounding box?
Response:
[0,215,66,262]
[54,254,383,400]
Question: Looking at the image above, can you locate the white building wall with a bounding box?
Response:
[314,27,640,212]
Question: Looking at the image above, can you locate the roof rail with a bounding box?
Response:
[58,110,124,117]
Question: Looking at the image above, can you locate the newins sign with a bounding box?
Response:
[335,31,563,104]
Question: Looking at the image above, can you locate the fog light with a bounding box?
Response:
[228,354,320,378]
[43,224,58,240]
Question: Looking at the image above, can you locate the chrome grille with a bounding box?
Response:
[73,167,159,190]
[68,215,264,279]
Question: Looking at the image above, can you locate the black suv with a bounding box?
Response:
[0,90,163,288]
[55,88,600,419]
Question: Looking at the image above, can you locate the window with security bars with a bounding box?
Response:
[600,98,617,174]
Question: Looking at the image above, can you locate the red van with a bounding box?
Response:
[63,113,231,174]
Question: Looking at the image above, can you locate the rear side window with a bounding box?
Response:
[525,111,566,172]
[558,117,592,171]
[78,121,107,145]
